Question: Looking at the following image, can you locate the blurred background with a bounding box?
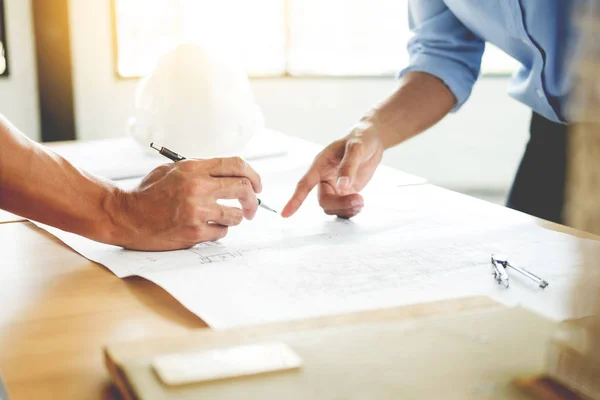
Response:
[0,0,531,204]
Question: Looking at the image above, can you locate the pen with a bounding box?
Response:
[150,143,278,213]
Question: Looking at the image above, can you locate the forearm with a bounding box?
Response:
[362,71,456,149]
[0,115,122,244]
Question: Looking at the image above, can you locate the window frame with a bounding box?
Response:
[111,0,130,80]
[110,0,512,80]
[0,0,9,77]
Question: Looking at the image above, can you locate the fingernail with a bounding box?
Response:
[336,176,350,191]
[350,199,363,208]
[351,206,363,214]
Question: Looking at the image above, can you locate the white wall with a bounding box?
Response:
[0,0,40,140]
[0,0,528,195]
[253,78,531,190]
[68,0,530,194]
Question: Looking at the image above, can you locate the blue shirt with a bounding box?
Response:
[400,0,581,123]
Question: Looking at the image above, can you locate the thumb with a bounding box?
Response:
[336,139,363,195]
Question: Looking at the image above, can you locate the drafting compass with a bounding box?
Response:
[490,255,549,289]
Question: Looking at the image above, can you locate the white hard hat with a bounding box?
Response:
[130,43,264,158]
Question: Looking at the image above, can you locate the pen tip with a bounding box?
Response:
[150,142,161,151]
[264,206,278,214]
[257,199,278,214]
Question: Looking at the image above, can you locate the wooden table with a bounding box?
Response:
[0,222,209,399]
[2,206,595,400]
[0,140,596,399]
[0,135,425,399]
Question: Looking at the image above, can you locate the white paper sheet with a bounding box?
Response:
[0,209,24,224]
[50,129,290,180]
[36,184,592,328]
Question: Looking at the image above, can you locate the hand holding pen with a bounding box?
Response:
[107,152,266,250]
[150,143,277,214]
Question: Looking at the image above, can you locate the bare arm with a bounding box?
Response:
[366,71,456,149]
[0,115,121,243]
[282,0,486,219]
[282,71,455,218]
[0,114,262,250]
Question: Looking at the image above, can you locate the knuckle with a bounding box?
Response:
[239,178,252,190]
[167,167,186,183]
[346,139,363,154]
[324,140,346,160]
[143,164,171,185]
[232,156,247,169]
[329,139,345,153]
[347,138,361,147]
[217,157,227,169]
[314,150,328,164]
[153,163,171,176]
[232,209,243,224]
[176,159,196,172]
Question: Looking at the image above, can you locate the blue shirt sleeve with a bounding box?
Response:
[399,0,485,111]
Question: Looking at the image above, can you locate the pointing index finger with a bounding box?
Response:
[281,168,320,218]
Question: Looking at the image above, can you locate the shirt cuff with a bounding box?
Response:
[398,53,478,112]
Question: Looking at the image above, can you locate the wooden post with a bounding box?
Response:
[547,1,600,397]
[32,0,77,142]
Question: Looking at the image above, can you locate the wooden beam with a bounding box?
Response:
[32,0,76,142]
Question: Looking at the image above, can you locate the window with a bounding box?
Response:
[113,0,517,78]
[0,0,8,77]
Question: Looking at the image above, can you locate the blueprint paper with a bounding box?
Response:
[35,183,591,328]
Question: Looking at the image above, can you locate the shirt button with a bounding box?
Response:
[536,89,544,98]
[521,38,528,44]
